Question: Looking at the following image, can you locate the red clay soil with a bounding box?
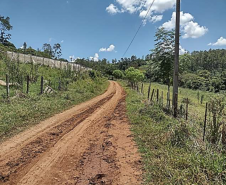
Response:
[0,81,142,185]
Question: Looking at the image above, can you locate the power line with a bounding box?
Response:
[122,0,156,58]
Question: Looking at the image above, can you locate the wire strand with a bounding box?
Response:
[122,0,156,58]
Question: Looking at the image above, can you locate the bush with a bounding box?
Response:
[112,70,124,79]
[88,70,101,79]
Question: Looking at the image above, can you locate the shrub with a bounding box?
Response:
[112,70,124,79]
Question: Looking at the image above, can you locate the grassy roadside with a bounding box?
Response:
[0,78,109,142]
[120,81,226,185]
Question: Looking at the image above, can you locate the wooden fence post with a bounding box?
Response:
[147,84,151,100]
[167,92,171,109]
[21,75,23,92]
[40,76,44,94]
[137,84,139,92]
[203,103,208,142]
[6,74,9,98]
[161,91,164,107]
[173,93,178,117]
[157,89,159,102]
[151,89,155,101]
[141,83,144,94]
[26,75,29,94]
[186,98,189,120]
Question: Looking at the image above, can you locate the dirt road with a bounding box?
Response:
[0,81,142,185]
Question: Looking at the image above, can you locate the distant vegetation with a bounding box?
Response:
[76,49,226,93]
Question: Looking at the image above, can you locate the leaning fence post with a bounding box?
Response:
[203,103,208,142]
[186,98,189,120]
[40,76,44,94]
[26,75,29,94]
[151,89,155,101]
[6,74,9,98]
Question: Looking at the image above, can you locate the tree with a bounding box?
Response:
[53,43,62,59]
[42,43,53,58]
[0,15,13,44]
[179,53,192,73]
[113,70,124,79]
[23,42,27,53]
[145,60,160,82]
[151,27,175,88]
[125,67,144,88]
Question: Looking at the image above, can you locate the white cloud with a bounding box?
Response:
[208,37,226,46]
[162,11,208,39]
[179,45,187,55]
[99,44,115,52]
[106,0,175,24]
[150,0,175,13]
[90,53,99,61]
[49,38,53,42]
[183,21,208,39]
[162,12,193,30]
[61,40,64,43]
[115,0,140,14]
[106,4,121,14]
[151,15,163,23]
[114,0,175,14]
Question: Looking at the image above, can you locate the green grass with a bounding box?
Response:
[120,81,226,185]
[141,82,217,130]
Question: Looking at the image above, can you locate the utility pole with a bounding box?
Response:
[172,0,180,118]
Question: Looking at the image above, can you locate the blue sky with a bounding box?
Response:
[0,0,226,61]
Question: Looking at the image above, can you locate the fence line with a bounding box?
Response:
[5,51,91,72]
